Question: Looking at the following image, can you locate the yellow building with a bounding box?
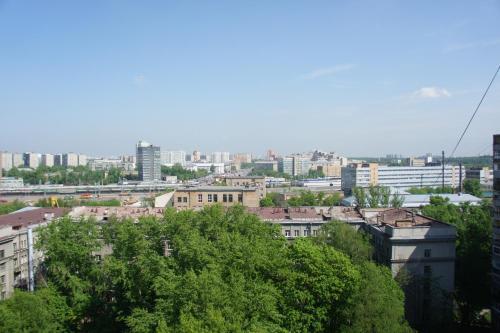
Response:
[173,186,260,210]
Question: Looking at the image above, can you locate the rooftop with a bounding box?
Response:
[363,208,448,228]
[247,207,322,221]
[0,207,67,229]
[70,206,166,220]
[177,186,258,192]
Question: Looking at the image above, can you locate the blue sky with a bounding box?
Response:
[0,0,499,157]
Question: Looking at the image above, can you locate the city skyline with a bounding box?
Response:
[1,1,499,156]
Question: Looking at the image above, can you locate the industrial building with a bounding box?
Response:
[341,163,464,194]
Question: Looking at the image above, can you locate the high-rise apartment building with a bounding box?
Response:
[0,152,13,172]
[136,141,161,181]
[192,150,201,162]
[41,154,54,167]
[62,153,79,167]
[211,152,230,164]
[12,153,24,168]
[492,134,500,331]
[23,152,40,169]
[278,155,311,176]
[161,151,186,166]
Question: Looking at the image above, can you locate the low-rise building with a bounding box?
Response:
[173,186,260,210]
[293,177,341,190]
[341,163,464,194]
[0,208,66,299]
[341,193,482,208]
[0,177,24,189]
[223,176,266,198]
[254,160,278,171]
[466,167,493,186]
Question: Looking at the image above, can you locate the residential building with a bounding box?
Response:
[407,157,426,167]
[232,153,252,164]
[173,186,260,210]
[186,162,224,174]
[23,153,40,169]
[12,153,24,168]
[362,208,456,328]
[161,151,186,166]
[254,160,278,171]
[466,167,493,186]
[0,152,13,172]
[309,160,342,177]
[492,134,500,331]
[62,153,79,167]
[87,158,135,172]
[192,150,201,162]
[78,154,87,166]
[41,154,54,167]
[341,163,464,194]
[278,155,311,176]
[211,152,230,164]
[53,154,62,167]
[136,141,161,182]
[0,208,66,300]
[266,149,277,161]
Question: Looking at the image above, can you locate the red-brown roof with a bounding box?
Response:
[0,208,67,229]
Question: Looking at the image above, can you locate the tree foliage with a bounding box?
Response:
[0,200,26,215]
[0,205,412,332]
[422,198,492,327]
[287,190,341,207]
[463,179,482,197]
[161,163,208,181]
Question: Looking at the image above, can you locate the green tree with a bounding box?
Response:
[463,179,482,197]
[352,187,368,208]
[422,199,492,328]
[260,196,275,207]
[0,200,25,215]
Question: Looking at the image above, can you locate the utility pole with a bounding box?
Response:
[441,150,445,190]
[459,162,463,193]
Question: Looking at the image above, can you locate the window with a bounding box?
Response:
[0,275,4,283]
[0,250,4,259]
[228,194,233,202]
[313,230,318,236]
[13,243,16,251]
[1,292,5,300]
[183,197,187,203]
[0,263,5,271]
[177,197,182,203]
[208,194,213,202]
[303,230,310,236]
[223,194,228,202]
[424,265,432,276]
[285,230,291,237]
[294,230,299,237]
[424,249,431,258]
[238,194,243,203]
[198,194,203,203]
[213,194,218,202]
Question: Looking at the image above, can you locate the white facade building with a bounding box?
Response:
[12,153,24,168]
[0,152,13,172]
[341,163,464,194]
[63,153,79,167]
[161,151,186,166]
[23,153,40,169]
[211,152,230,164]
[78,154,87,166]
[41,154,54,167]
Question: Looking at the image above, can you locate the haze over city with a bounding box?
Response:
[1,1,499,156]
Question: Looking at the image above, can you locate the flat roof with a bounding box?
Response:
[176,186,258,192]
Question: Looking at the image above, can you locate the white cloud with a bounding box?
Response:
[412,87,451,99]
[444,38,500,52]
[134,74,146,85]
[301,64,356,80]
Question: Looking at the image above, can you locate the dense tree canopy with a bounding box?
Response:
[161,163,208,181]
[0,200,26,215]
[463,179,482,197]
[2,205,410,332]
[421,197,492,327]
[287,191,342,207]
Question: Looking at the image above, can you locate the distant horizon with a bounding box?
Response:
[1,2,499,156]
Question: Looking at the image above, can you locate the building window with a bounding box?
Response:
[213,194,218,202]
[424,249,431,258]
[1,291,5,300]
[228,194,233,202]
[208,194,213,202]
[198,194,203,203]
[13,243,16,251]
[177,197,182,203]
[304,230,310,236]
[294,230,299,237]
[0,263,5,271]
[223,194,228,202]
[0,250,4,259]
[313,230,318,236]
[238,194,243,203]
[424,265,432,276]
[285,230,291,237]
[183,197,188,203]
[0,275,4,283]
